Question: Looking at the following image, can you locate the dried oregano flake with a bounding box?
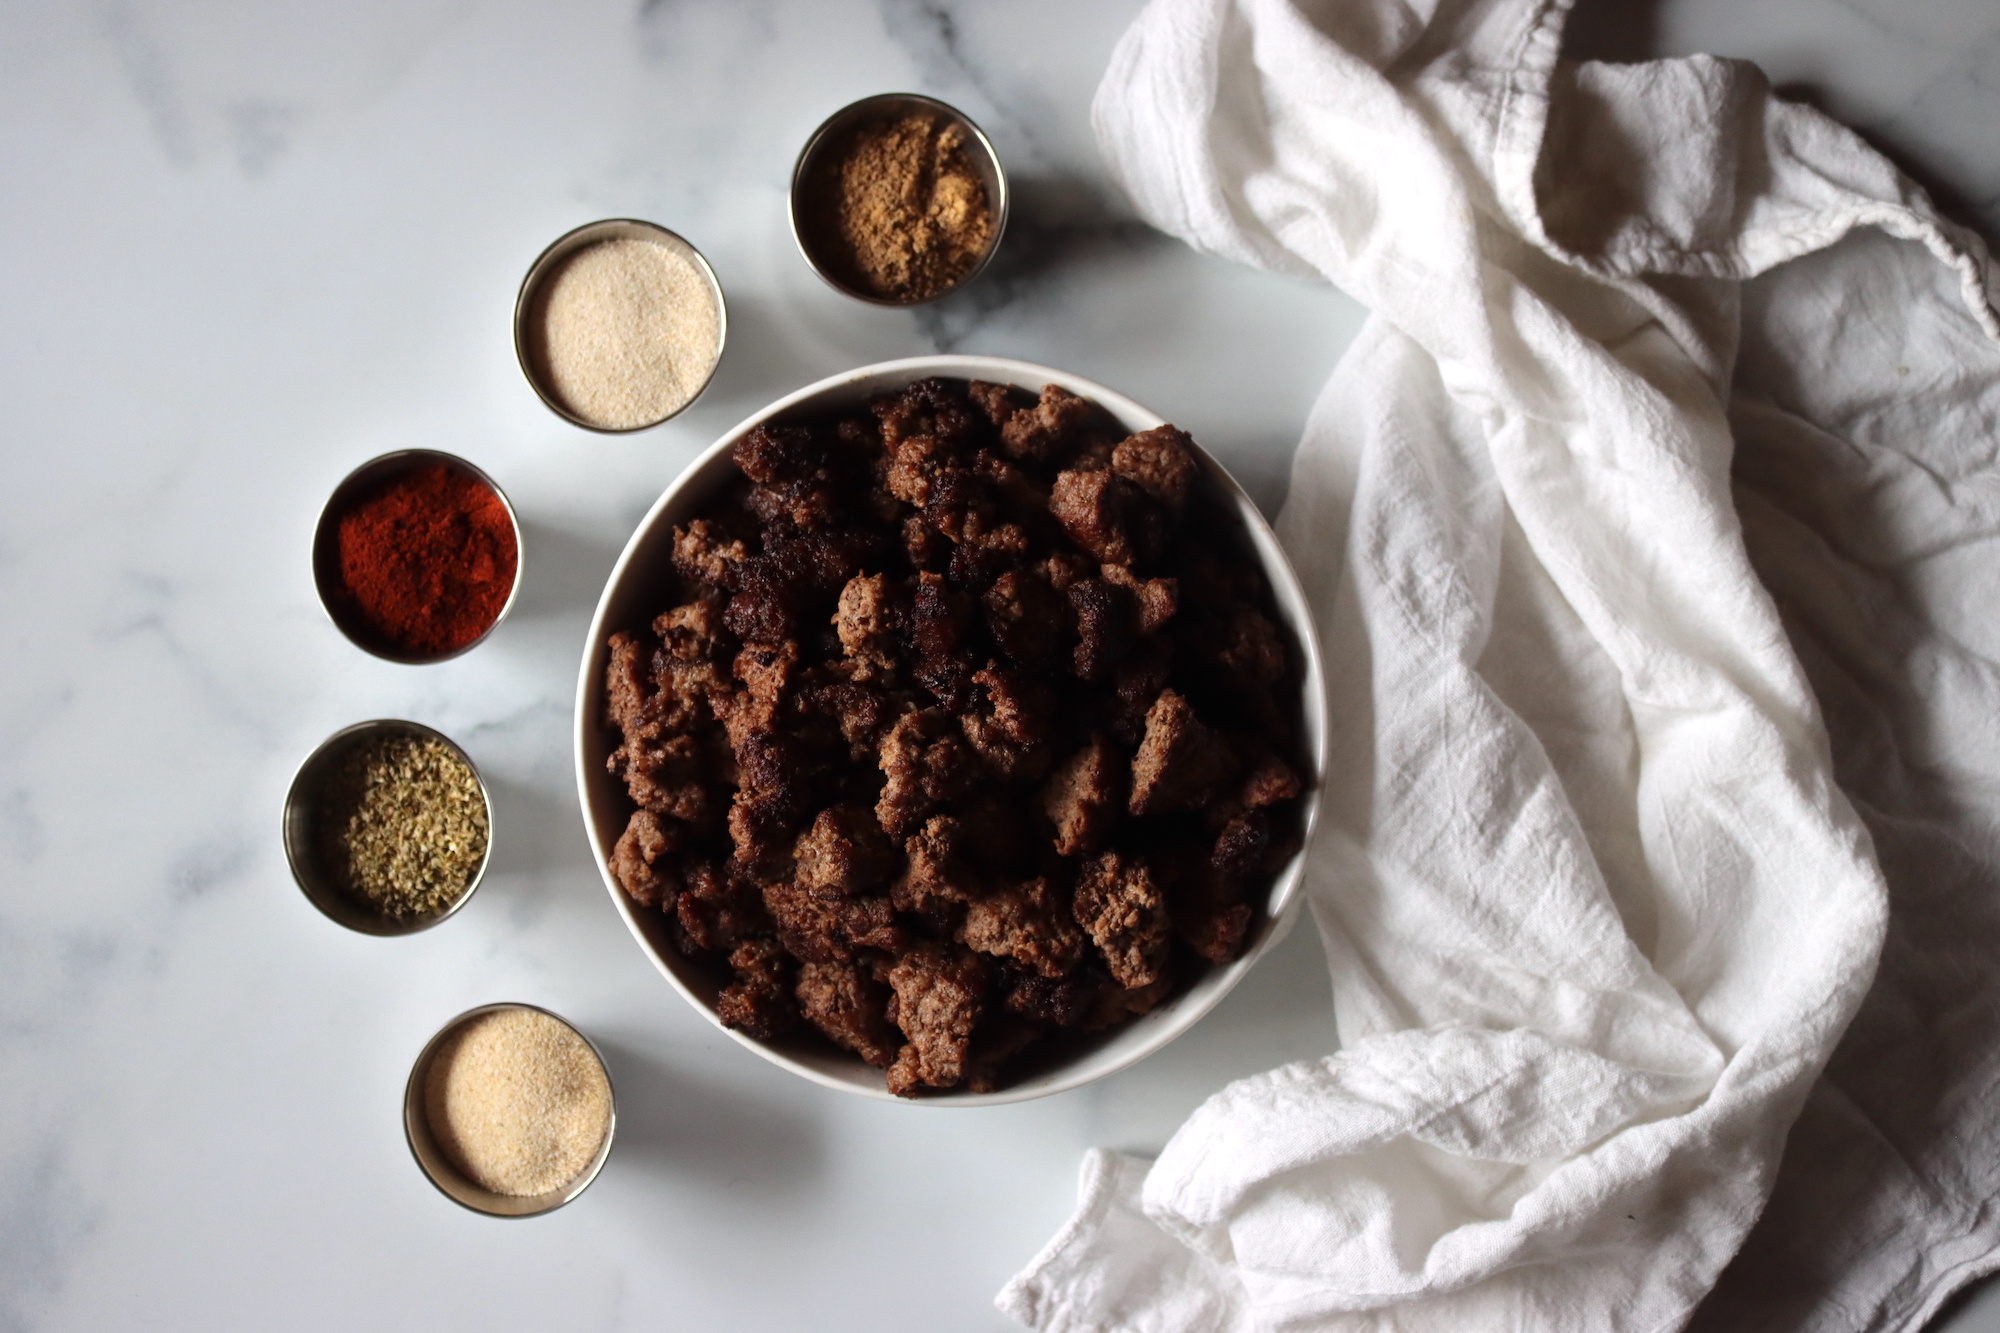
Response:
[319,734,487,919]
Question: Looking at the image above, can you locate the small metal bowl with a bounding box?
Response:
[283,718,493,936]
[514,218,727,433]
[404,1003,617,1217]
[312,449,522,665]
[789,93,1009,306]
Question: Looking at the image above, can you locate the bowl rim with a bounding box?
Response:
[283,717,494,935]
[402,1001,618,1217]
[513,217,729,433]
[788,93,1010,307]
[573,354,1328,1105]
[312,448,523,664]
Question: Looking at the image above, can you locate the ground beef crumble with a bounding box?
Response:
[601,378,1306,1096]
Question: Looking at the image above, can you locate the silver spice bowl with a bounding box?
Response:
[789,92,1010,307]
[403,1003,617,1218]
[312,448,523,665]
[513,218,728,433]
[282,718,493,936]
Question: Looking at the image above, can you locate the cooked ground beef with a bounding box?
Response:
[602,378,1305,1096]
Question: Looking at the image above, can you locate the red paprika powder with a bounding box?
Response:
[331,463,519,658]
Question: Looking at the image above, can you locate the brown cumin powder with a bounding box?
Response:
[812,114,995,302]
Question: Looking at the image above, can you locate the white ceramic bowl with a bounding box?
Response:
[574,355,1327,1105]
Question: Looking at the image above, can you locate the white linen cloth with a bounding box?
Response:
[997,0,2000,1329]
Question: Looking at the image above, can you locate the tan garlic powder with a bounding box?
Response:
[425,1008,612,1197]
[535,237,720,430]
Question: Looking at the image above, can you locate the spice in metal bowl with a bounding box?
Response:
[328,461,519,659]
[423,1008,613,1197]
[316,733,488,920]
[807,114,995,303]
[532,236,721,430]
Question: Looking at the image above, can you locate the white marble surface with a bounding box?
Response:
[0,2,1994,1330]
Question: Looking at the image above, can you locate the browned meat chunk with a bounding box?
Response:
[966,1016,1048,1094]
[1067,578,1133,682]
[1109,642,1173,746]
[674,860,767,956]
[762,880,904,962]
[909,572,977,711]
[717,938,798,1040]
[796,961,899,1067]
[974,450,1053,531]
[959,662,1054,780]
[1043,734,1125,857]
[901,512,950,571]
[948,508,1032,588]
[833,573,902,670]
[733,639,800,706]
[876,708,979,838]
[1083,973,1174,1030]
[873,377,981,453]
[723,556,800,645]
[1111,425,1198,512]
[732,422,827,485]
[654,657,731,736]
[1002,970,1098,1027]
[1128,690,1239,816]
[672,519,748,590]
[884,944,990,1096]
[1211,811,1273,882]
[1237,754,1303,811]
[1072,851,1171,990]
[729,783,807,884]
[1173,842,1257,965]
[999,384,1094,464]
[960,876,1085,978]
[613,730,715,826]
[891,815,983,921]
[604,632,652,737]
[793,804,898,896]
[610,808,679,908]
[1039,551,1094,592]
[884,432,963,509]
[1101,562,1179,632]
[797,664,910,762]
[982,569,1067,667]
[967,379,1029,428]
[1049,469,1162,567]
[1179,901,1254,965]
[654,596,730,662]
[1219,605,1287,686]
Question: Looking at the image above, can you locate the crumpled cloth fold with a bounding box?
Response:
[997,0,2000,1329]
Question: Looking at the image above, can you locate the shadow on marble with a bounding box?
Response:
[917,172,1170,352]
[480,772,588,909]
[591,1036,828,1195]
[510,518,627,632]
[703,288,859,410]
